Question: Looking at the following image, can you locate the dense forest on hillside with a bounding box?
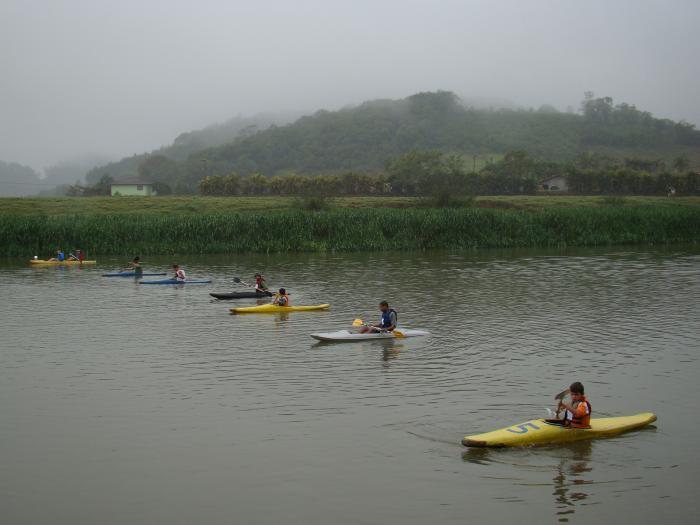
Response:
[84,91,700,194]
[200,91,698,173]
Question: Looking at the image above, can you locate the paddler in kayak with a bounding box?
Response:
[67,249,83,261]
[360,301,397,333]
[48,249,65,262]
[123,256,143,276]
[553,382,591,429]
[254,273,269,294]
[172,264,186,282]
[272,288,290,306]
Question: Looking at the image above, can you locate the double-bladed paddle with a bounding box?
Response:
[233,276,272,296]
[353,318,404,337]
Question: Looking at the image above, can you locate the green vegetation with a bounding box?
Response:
[83,91,700,194]
[601,195,627,207]
[65,174,114,196]
[294,194,332,211]
[1,198,698,256]
[195,150,699,198]
[2,195,699,216]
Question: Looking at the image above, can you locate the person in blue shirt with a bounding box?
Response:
[49,249,65,262]
[360,301,397,333]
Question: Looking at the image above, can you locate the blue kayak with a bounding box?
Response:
[102,272,167,277]
[139,279,212,285]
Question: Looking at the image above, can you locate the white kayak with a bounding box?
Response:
[310,328,430,342]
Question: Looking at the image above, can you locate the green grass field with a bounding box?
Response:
[1,195,698,216]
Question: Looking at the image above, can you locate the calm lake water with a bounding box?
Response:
[1,246,699,524]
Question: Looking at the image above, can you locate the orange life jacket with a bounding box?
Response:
[567,396,591,429]
[276,294,289,306]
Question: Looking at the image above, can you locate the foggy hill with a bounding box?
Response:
[0,161,42,196]
[88,91,700,191]
[85,113,298,185]
[44,156,111,185]
[0,156,113,196]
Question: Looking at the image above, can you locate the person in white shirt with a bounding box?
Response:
[172,264,186,281]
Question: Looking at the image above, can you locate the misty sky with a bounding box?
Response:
[1,0,699,171]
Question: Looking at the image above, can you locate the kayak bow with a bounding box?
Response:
[462,412,657,447]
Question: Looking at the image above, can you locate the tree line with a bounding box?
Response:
[197,150,699,197]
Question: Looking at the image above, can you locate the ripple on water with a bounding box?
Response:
[0,248,698,524]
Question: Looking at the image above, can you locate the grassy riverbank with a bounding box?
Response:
[1,197,699,255]
[1,195,700,215]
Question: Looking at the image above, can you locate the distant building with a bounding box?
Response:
[110,180,154,196]
[540,175,568,192]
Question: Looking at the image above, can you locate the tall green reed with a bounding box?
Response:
[0,206,698,256]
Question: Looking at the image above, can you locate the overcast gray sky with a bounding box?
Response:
[1,0,698,171]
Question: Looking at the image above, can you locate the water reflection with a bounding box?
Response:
[310,339,404,366]
[462,441,593,522]
[552,441,593,523]
[381,341,403,365]
[460,446,493,466]
[273,312,290,323]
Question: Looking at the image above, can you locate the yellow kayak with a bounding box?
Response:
[230,303,330,314]
[30,259,97,265]
[462,412,657,447]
